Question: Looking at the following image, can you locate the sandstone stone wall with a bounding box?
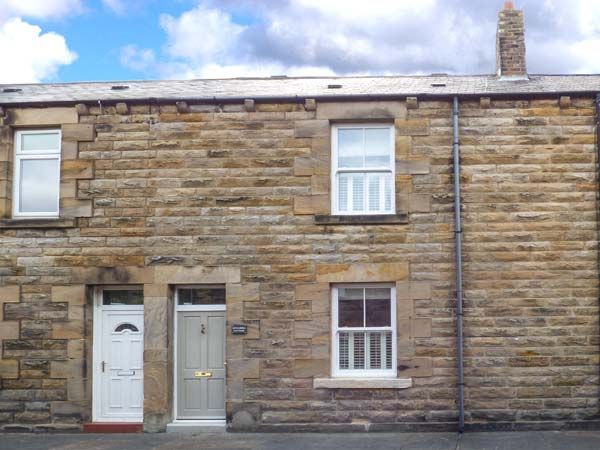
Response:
[0,96,597,431]
[460,97,600,427]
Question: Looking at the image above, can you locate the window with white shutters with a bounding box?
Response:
[332,285,396,377]
[332,124,395,215]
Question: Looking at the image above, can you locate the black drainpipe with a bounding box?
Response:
[453,96,465,433]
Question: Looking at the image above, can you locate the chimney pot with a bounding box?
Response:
[503,1,514,9]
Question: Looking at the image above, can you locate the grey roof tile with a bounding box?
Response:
[1,74,600,105]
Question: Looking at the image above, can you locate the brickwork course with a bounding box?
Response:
[0,3,599,433]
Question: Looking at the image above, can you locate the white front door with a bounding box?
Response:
[94,288,144,422]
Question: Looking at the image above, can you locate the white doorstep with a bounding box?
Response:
[166,420,226,433]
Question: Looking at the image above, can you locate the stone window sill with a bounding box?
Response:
[0,218,76,229]
[314,213,408,226]
[313,378,412,389]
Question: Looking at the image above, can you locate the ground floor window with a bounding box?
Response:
[332,284,396,377]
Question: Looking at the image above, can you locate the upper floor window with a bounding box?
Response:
[332,284,396,377]
[331,124,395,215]
[13,129,61,218]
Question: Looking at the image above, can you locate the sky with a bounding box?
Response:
[1,0,600,84]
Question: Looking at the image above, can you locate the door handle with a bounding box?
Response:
[194,371,212,377]
[101,361,106,372]
[201,324,206,334]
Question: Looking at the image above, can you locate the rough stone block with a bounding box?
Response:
[406,97,418,110]
[60,198,92,217]
[395,136,411,156]
[0,286,20,305]
[50,360,84,379]
[144,297,169,350]
[317,101,406,120]
[144,361,169,415]
[228,359,259,379]
[52,320,84,339]
[395,119,430,136]
[294,120,330,138]
[0,321,19,340]
[304,98,316,111]
[396,158,430,175]
[61,141,78,160]
[311,175,329,194]
[67,340,85,359]
[411,318,432,338]
[559,96,571,109]
[293,157,313,176]
[72,266,154,284]
[244,99,255,112]
[9,108,78,126]
[227,283,259,303]
[51,285,86,305]
[316,262,408,283]
[397,357,433,377]
[62,124,95,142]
[410,282,431,300]
[75,103,89,116]
[61,160,93,179]
[293,359,329,378]
[0,360,18,379]
[296,283,329,301]
[115,102,129,115]
[409,194,431,213]
[153,266,240,284]
[293,195,329,215]
[293,318,328,340]
[175,101,189,113]
[480,97,491,109]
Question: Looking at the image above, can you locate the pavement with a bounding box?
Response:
[2,431,600,450]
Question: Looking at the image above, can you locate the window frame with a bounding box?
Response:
[12,129,62,218]
[331,283,397,378]
[331,123,396,216]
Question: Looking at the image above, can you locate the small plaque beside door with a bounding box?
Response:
[231,324,248,335]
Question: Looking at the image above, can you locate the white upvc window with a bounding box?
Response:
[332,284,396,378]
[331,124,395,215]
[13,129,61,218]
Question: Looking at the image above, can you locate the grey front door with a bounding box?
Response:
[177,311,226,419]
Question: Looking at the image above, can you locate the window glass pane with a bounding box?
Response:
[178,287,225,305]
[351,174,364,212]
[338,287,363,327]
[364,128,391,168]
[20,133,60,152]
[365,288,391,327]
[19,158,59,213]
[338,128,363,168]
[103,290,143,305]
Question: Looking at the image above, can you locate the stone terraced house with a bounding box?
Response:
[0,3,599,433]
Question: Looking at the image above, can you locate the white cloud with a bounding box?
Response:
[159,6,245,63]
[119,0,600,79]
[0,0,83,21]
[120,44,156,72]
[102,0,126,15]
[0,18,77,83]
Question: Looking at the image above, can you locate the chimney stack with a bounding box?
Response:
[496,1,527,79]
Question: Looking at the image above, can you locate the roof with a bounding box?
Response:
[1,74,600,105]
